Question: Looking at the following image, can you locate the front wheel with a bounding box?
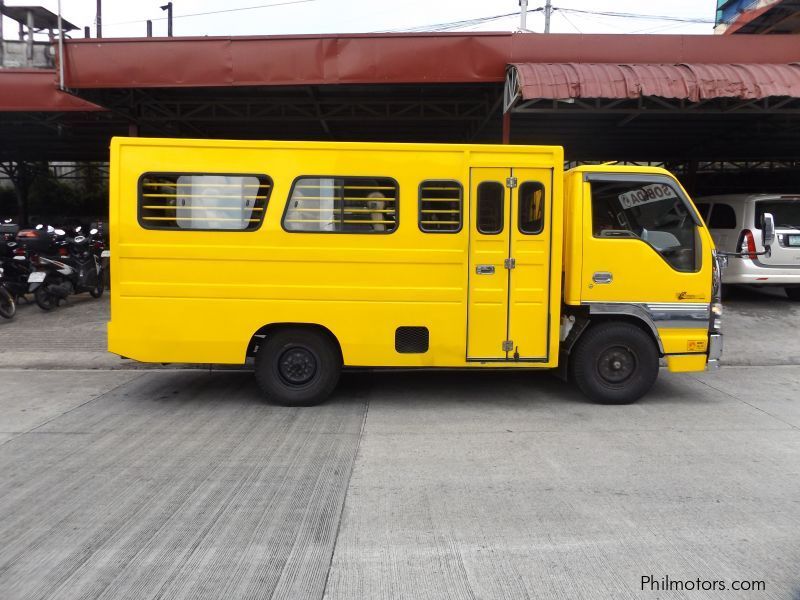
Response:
[570,322,659,405]
[0,287,15,319]
[255,329,341,407]
[90,271,104,298]
[34,284,58,311]
[785,287,800,301]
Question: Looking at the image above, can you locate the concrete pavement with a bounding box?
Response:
[0,289,799,599]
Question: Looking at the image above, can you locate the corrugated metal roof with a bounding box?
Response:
[509,63,800,102]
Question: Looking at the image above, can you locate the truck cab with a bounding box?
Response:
[559,166,723,403]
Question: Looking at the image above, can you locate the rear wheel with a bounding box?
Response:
[0,287,15,319]
[570,321,659,405]
[34,285,57,311]
[254,329,341,407]
[785,287,800,301]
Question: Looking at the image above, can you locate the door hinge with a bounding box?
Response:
[502,340,514,352]
[504,258,516,270]
[506,176,518,189]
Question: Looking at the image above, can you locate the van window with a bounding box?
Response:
[139,173,271,231]
[419,180,462,233]
[708,203,737,229]
[695,202,711,222]
[283,177,398,233]
[591,179,698,272]
[755,199,800,228]
[518,181,545,234]
[477,182,504,235]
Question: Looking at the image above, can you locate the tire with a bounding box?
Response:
[34,284,57,311]
[785,287,800,301]
[254,328,341,407]
[570,321,659,405]
[90,272,104,298]
[0,287,15,319]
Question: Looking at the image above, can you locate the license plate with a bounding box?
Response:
[100,250,110,258]
[28,272,46,283]
[788,235,800,247]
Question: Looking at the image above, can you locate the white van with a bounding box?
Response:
[695,194,800,300]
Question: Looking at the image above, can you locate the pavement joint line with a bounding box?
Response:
[0,371,149,448]
[692,375,800,431]
[320,396,370,600]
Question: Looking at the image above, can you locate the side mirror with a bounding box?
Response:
[761,212,776,249]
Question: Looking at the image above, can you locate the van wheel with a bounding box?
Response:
[570,322,659,405]
[785,287,800,301]
[255,329,341,407]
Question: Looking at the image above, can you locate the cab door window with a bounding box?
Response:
[590,179,699,272]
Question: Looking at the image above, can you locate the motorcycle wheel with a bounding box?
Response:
[0,287,15,319]
[90,273,104,299]
[34,285,58,311]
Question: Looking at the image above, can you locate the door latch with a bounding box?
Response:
[592,272,613,284]
[506,176,517,189]
[504,258,516,270]
[502,340,514,352]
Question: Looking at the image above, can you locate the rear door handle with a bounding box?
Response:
[593,271,613,284]
[476,265,495,275]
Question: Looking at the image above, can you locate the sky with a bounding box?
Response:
[2,0,719,39]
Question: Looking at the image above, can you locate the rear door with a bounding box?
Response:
[467,168,552,361]
[754,197,800,266]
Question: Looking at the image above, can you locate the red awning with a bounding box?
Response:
[508,63,800,103]
[0,70,104,111]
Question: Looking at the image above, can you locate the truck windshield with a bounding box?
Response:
[755,200,800,229]
[591,179,698,272]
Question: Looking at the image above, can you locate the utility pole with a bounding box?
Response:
[161,2,173,37]
[519,0,528,31]
[57,0,65,89]
[96,0,102,38]
[544,0,552,33]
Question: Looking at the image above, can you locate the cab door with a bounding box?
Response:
[467,168,552,361]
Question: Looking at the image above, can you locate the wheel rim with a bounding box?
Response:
[597,345,637,384]
[277,346,318,386]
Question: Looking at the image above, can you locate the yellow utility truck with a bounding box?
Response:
[108,138,724,405]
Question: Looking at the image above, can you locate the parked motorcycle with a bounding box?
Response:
[25,226,105,311]
[0,221,23,319]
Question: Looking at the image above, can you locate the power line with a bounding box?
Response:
[557,8,714,25]
[392,4,713,33]
[388,8,543,33]
[104,0,316,27]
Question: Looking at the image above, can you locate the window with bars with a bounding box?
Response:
[518,181,545,234]
[418,180,463,233]
[138,173,271,231]
[282,176,398,233]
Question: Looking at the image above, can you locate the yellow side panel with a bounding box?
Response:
[109,138,564,368]
[666,354,707,373]
[658,328,709,355]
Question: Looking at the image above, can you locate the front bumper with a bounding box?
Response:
[707,333,723,371]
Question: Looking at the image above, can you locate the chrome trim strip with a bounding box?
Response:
[582,302,664,354]
[708,334,723,361]
[584,301,710,329]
